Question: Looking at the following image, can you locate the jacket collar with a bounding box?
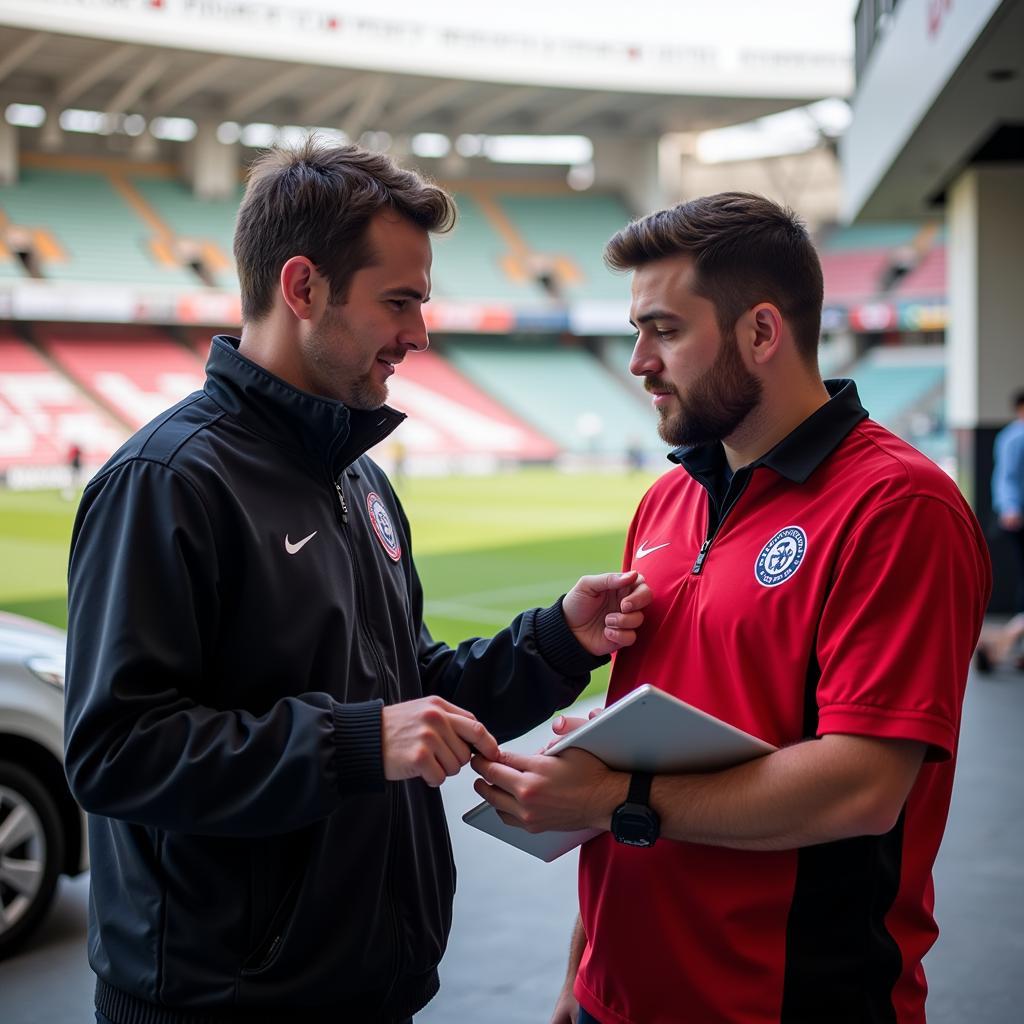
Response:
[203,335,406,477]
[670,378,869,485]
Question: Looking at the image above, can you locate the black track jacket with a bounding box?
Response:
[64,336,603,1024]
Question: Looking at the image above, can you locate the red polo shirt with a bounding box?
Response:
[576,381,991,1024]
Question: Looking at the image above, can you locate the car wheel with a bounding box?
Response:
[0,761,65,960]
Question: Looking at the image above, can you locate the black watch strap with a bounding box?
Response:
[627,771,653,806]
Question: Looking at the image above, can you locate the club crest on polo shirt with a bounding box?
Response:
[755,526,807,587]
[366,491,402,562]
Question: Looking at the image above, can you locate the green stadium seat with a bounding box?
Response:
[496,194,631,301]
[130,176,242,291]
[0,169,197,287]
[444,340,666,456]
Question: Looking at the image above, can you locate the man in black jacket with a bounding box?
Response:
[64,139,650,1024]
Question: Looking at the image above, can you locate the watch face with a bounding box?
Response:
[612,804,658,847]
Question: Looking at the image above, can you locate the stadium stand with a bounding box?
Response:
[818,222,946,304]
[380,348,559,461]
[0,329,125,469]
[496,193,632,300]
[430,191,541,303]
[444,339,664,456]
[129,176,241,290]
[848,344,945,432]
[0,166,197,287]
[36,325,206,429]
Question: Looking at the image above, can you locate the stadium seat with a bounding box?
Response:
[0,168,197,287]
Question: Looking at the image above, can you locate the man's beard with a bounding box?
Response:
[648,330,762,447]
[304,305,385,411]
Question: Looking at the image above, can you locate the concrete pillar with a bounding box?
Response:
[591,135,663,217]
[0,119,17,185]
[947,163,1024,610]
[189,120,238,200]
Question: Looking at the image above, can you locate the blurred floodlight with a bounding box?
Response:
[122,114,147,138]
[412,133,451,158]
[359,131,393,152]
[5,103,46,128]
[60,109,107,134]
[455,134,484,157]
[310,127,349,145]
[278,125,309,148]
[483,135,593,165]
[151,117,198,142]
[240,122,277,148]
[696,98,852,164]
[567,162,596,191]
[217,121,241,144]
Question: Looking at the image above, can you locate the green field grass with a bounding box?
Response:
[0,468,659,697]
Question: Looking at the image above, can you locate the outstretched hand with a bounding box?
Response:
[382,696,500,788]
[562,570,652,656]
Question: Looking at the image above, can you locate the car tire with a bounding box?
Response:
[0,760,65,960]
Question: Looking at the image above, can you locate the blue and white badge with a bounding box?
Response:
[366,491,402,562]
[755,526,807,587]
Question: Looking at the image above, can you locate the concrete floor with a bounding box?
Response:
[3,661,1022,1024]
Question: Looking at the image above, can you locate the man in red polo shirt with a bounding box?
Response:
[471,193,991,1024]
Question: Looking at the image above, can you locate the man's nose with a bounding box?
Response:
[400,311,429,352]
[629,335,661,377]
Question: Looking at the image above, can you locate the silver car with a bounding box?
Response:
[0,611,88,959]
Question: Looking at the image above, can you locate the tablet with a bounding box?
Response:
[462,684,776,862]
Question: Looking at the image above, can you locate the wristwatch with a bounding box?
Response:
[610,772,660,847]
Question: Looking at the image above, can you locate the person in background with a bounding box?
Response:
[975,389,1024,672]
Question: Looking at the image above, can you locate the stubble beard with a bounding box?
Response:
[652,329,763,448]
[305,305,387,411]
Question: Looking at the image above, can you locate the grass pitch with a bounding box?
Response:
[0,468,660,697]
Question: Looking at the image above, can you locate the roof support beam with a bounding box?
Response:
[56,44,139,106]
[297,74,365,126]
[226,65,317,121]
[535,91,610,132]
[342,76,393,141]
[454,86,542,132]
[0,31,47,88]
[149,56,238,112]
[104,55,171,115]
[386,80,470,132]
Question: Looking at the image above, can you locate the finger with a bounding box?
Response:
[552,714,589,735]
[473,778,526,820]
[427,697,478,720]
[421,757,447,788]
[619,581,652,613]
[574,569,639,597]
[588,708,603,719]
[433,740,466,779]
[471,753,532,791]
[604,610,645,630]
[451,715,501,760]
[603,626,637,647]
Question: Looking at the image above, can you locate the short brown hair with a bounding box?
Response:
[234,137,457,322]
[605,192,824,364]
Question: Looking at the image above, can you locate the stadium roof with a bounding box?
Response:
[0,1,852,140]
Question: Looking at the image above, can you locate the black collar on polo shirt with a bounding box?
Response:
[670,378,869,488]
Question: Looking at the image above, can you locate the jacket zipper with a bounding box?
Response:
[691,470,754,575]
[330,474,403,1003]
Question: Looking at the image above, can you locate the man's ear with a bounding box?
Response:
[746,303,784,366]
[279,256,325,321]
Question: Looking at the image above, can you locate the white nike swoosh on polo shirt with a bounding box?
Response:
[285,531,318,555]
[636,540,671,559]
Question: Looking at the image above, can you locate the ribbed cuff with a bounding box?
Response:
[534,599,610,676]
[330,699,385,793]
